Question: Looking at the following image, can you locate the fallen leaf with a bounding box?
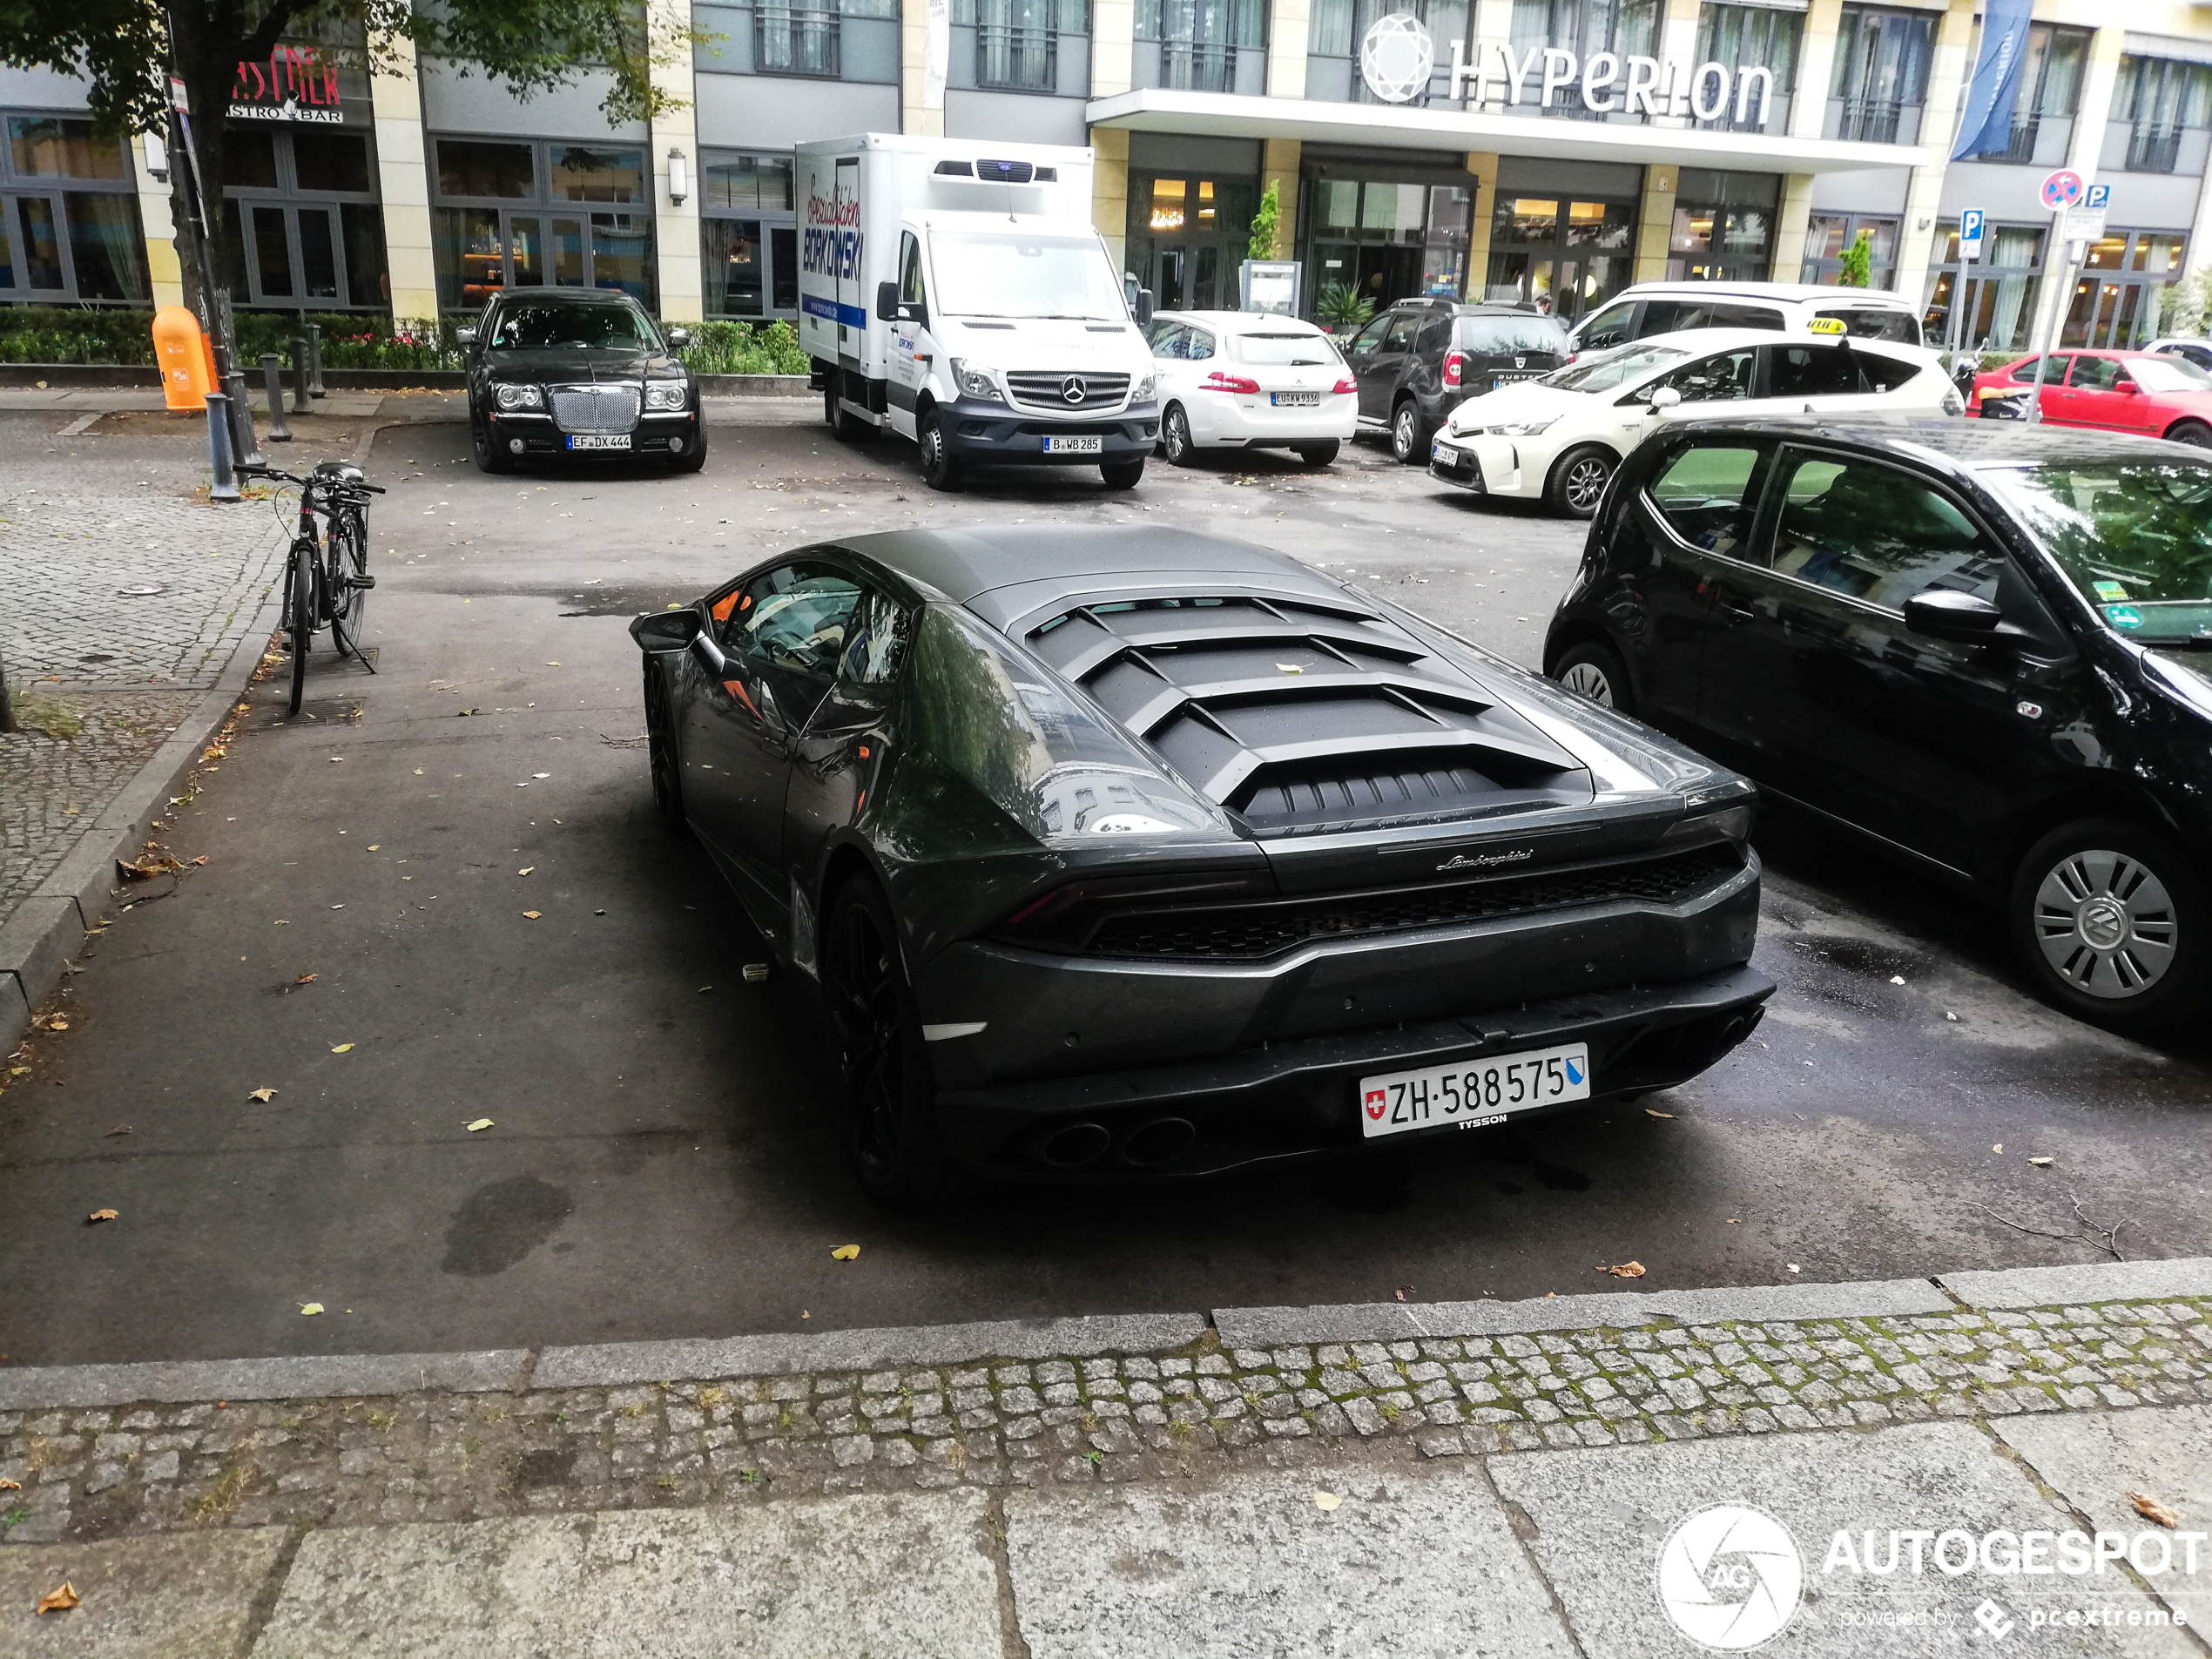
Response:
[1888,974,1905,985]
[1725,1217,1740,1224]
[698,984,713,993]
[1992,1143,2003,1154]
[34,1581,79,1615]
[413,769,424,775]
[467,1118,495,1132]
[249,1088,277,1102]
[1786,1263,1802,1273]
[518,867,535,876]
[366,845,380,851]
[329,756,344,763]
[2027,1155,2054,1167]
[548,661,562,666]
[190,855,209,867]
[331,1043,354,1053]
[87,1209,117,1223]
[295,974,317,985]
[1600,1261,1646,1278]
[2130,1489,2182,1528]
[104,1124,130,1136]
[523,910,543,920]
[300,1302,324,1316]
[1312,1490,1343,1511]
[43,1016,70,1032]
[532,772,550,779]
[831,1244,861,1260]
[0,1477,18,1489]
[1645,1108,1675,1118]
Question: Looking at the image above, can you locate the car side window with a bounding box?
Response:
[2067,355,2121,390]
[1770,455,2002,611]
[1709,305,1785,331]
[2011,354,2067,383]
[1183,327,1216,361]
[899,232,927,310]
[1857,352,1922,393]
[1639,300,1683,335]
[1345,316,1392,359]
[1764,344,1861,400]
[1149,321,1185,358]
[1647,442,1771,560]
[732,563,867,691]
[1580,301,1637,350]
[1415,317,1451,360]
[835,587,914,687]
[1383,314,1422,353]
[1653,349,1755,403]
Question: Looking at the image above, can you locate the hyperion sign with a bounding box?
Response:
[1357,17,1781,127]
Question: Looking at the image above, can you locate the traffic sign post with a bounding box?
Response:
[1943,210,1986,375]
[2025,172,2095,425]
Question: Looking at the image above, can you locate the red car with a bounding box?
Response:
[1971,348,2212,445]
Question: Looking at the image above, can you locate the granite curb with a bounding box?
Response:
[1,1263,2202,1414]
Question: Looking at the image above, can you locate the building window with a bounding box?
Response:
[0,112,147,305]
[1501,0,1656,121]
[1305,176,1474,315]
[1922,220,2047,354]
[1801,214,1898,289]
[1692,4,1798,133]
[1826,5,1932,145]
[1135,0,1265,96]
[699,152,796,320]
[951,0,1087,91]
[2113,57,2212,175]
[431,137,656,313]
[2064,232,2187,347]
[694,0,900,82]
[1667,169,1776,282]
[1129,172,1257,309]
[2000,24,2089,167]
[216,125,387,312]
[1485,193,1632,320]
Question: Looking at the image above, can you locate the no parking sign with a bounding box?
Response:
[2040,170,2084,211]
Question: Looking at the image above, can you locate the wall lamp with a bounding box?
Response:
[668,147,690,206]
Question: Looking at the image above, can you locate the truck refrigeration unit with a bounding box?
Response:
[797,134,1160,491]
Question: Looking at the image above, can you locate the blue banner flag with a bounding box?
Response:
[1951,0,2035,161]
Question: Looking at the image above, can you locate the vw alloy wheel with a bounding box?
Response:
[1561,660,1614,706]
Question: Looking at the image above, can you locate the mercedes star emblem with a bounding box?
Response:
[1062,376,1087,404]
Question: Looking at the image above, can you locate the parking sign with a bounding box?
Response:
[1959,209,1985,262]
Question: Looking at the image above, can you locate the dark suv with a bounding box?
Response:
[1341,300,1570,463]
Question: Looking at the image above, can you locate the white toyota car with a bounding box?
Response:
[1429,327,1959,516]
[1146,311,1358,467]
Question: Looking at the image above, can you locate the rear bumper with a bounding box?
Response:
[931,964,1773,1181]
[1186,395,1359,446]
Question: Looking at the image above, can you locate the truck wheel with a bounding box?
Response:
[1101,458,1145,489]
[917,409,962,491]
[827,383,873,443]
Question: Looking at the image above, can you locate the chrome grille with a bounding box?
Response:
[1005,371,1130,412]
[550,385,642,434]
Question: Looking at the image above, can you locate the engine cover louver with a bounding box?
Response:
[1022,594,1591,836]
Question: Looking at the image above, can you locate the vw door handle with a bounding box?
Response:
[1718,597,1757,622]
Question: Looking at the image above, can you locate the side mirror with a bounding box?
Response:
[1904,588,2005,641]
[876,280,900,322]
[455,326,478,349]
[1648,386,1683,409]
[665,326,691,350]
[2116,380,2141,395]
[1134,288,1155,327]
[630,610,701,651]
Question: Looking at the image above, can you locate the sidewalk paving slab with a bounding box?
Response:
[0,1527,288,1658]
[1003,1462,1576,1658]
[1941,1259,2212,1311]
[1490,1419,2198,1657]
[246,1492,1003,1659]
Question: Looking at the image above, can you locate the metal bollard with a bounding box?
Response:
[291,338,312,415]
[206,391,240,502]
[262,354,293,442]
[223,368,264,468]
[306,322,326,398]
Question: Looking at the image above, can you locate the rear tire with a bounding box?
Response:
[917,408,961,491]
[1389,399,1427,465]
[827,381,873,443]
[642,659,688,836]
[823,878,961,1205]
[286,537,314,716]
[1162,404,1197,465]
[2008,817,2207,1032]
[1547,445,1615,518]
[1551,638,1633,715]
[329,511,369,660]
[2164,420,2212,448]
[1295,439,1340,467]
[1101,458,1145,489]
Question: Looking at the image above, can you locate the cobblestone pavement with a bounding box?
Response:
[3,1295,2204,1548]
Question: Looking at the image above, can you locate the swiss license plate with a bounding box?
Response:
[1044,435,1103,455]
[567,434,631,450]
[1271,391,1320,408]
[1359,1042,1590,1138]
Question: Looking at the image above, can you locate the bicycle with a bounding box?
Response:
[239,461,385,714]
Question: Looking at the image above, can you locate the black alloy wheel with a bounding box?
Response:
[1390,400,1426,465]
[1552,639,1632,715]
[471,410,515,474]
[917,408,962,492]
[1101,458,1145,489]
[642,659,687,835]
[1548,446,1615,518]
[2009,818,2207,1031]
[823,879,959,1204]
[1296,440,1339,468]
[287,537,314,715]
[1162,404,1197,465]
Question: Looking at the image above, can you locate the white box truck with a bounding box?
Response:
[796,134,1159,491]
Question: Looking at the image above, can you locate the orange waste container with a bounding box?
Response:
[152,306,215,411]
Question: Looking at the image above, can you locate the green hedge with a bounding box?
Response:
[673,320,810,375]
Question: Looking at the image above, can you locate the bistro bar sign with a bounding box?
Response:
[230,49,346,124]
[1359,15,1780,128]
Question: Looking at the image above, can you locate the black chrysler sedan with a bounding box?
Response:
[631,526,1771,1199]
[462,288,704,473]
[1544,419,2212,1032]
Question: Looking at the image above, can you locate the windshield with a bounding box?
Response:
[488,300,658,351]
[1981,458,2212,643]
[928,232,1126,320]
[1544,343,1686,394]
[1459,315,1571,355]
[1229,329,1339,366]
[2127,357,2212,393]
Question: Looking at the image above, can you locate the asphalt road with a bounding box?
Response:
[3,411,2208,1370]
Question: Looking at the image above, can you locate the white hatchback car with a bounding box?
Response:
[1146,311,1358,466]
[1429,328,1959,516]
[1568,282,1925,355]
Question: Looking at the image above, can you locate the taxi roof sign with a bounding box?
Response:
[1807,316,1848,335]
